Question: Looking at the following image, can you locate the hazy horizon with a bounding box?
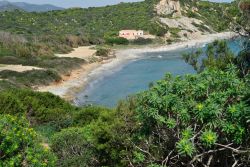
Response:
[5,0,234,8]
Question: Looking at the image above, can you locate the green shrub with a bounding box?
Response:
[52,105,133,166]
[235,49,250,76]
[96,47,111,57]
[132,38,153,45]
[0,92,25,115]
[183,40,235,72]
[149,24,168,37]
[0,56,85,75]
[105,37,129,45]
[0,114,56,166]
[0,70,61,87]
[51,128,96,167]
[169,28,181,38]
[72,106,113,127]
[0,89,77,128]
[123,65,250,166]
[0,80,18,91]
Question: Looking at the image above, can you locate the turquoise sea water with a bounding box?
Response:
[75,38,243,107]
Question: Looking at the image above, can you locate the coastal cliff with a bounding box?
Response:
[155,0,214,40]
[155,0,182,17]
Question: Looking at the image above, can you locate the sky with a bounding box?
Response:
[6,0,234,8]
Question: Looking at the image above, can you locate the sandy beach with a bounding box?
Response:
[37,45,114,101]
[37,32,237,102]
[38,62,103,101]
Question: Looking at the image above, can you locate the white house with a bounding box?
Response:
[119,30,144,40]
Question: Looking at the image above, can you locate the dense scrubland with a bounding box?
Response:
[0,0,239,53]
[0,0,250,166]
[180,0,241,32]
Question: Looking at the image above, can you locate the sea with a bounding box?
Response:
[75,37,244,107]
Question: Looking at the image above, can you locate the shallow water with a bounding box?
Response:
[75,38,243,107]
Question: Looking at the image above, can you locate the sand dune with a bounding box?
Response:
[55,46,96,61]
[0,64,43,72]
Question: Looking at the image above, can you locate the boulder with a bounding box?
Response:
[156,0,182,17]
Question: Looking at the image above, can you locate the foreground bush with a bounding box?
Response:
[0,70,61,87]
[0,89,76,128]
[51,128,96,167]
[0,114,56,166]
[51,105,135,167]
[183,40,235,72]
[0,89,118,130]
[1,66,249,167]
[128,65,250,166]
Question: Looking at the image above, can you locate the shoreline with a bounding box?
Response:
[37,58,114,102]
[118,32,237,54]
[37,32,237,102]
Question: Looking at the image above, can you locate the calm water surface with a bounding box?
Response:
[75,38,243,107]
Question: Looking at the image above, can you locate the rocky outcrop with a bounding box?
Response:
[155,0,214,40]
[155,0,181,17]
[159,16,214,39]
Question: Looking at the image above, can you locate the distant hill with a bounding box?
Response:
[0,1,64,12]
[0,1,22,11]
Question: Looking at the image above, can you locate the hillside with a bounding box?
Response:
[0,0,239,40]
[0,0,160,38]
[0,0,240,90]
[154,0,240,39]
[0,1,22,11]
[0,0,64,12]
[181,0,240,32]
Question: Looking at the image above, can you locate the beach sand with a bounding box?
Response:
[0,64,43,72]
[37,44,113,101]
[55,46,96,61]
[37,32,237,102]
[38,62,101,101]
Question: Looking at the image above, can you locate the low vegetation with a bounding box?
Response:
[0,0,240,56]
[0,114,57,166]
[0,59,249,166]
[0,0,161,48]
[132,37,153,45]
[0,31,86,89]
[181,0,241,32]
[129,65,250,166]
[183,40,235,72]
[95,47,111,57]
[0,0,249,166]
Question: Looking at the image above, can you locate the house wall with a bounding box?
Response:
[119,30,144,40]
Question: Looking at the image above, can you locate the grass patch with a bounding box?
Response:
[0,80,18,91]
[169,28,181,38]
[0,69,61,87]
[0,56,86,74]
[34,124,58,143]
